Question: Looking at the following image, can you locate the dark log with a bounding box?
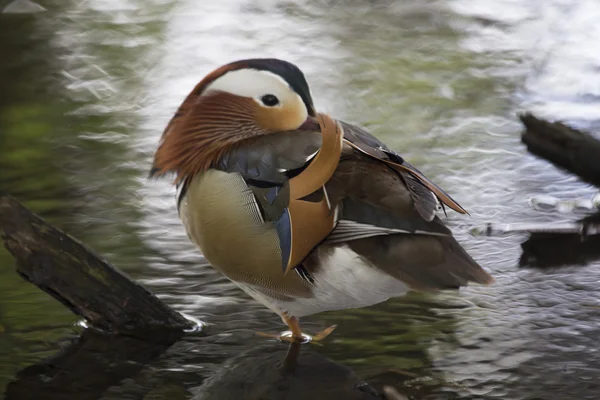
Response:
[520,112,600,188]
[518,212,600,267]
[0,193,195,338]
[520,232,600,268]
[5,337,405,400]
[4,330,176,400]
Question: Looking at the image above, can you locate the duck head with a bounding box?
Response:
[151,58,318,182]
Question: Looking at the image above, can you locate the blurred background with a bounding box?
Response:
[1,0,600,399]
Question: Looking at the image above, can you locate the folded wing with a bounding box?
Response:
[323,120,493,289]
[340,122,468,219]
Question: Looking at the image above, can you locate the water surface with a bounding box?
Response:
[1,0,600,399]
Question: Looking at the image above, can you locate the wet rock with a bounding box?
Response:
[193,343,385,400]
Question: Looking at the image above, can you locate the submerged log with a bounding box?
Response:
[520,112,600,188]
[476,220,600,236]
[519,231,600,268]
[0,193,194,338]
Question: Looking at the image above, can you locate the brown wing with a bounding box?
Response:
[324,155,452,241]
[340,121,469,219]
[346,234,493,290]
[321,121,493,289]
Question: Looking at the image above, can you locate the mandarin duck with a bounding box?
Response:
[151,58,493,342]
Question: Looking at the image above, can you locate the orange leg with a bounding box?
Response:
[257,313,337,343]
[282,314,304,339]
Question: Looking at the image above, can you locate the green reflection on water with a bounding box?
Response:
[325,2,520,179]
[0,6,78,390]
[0,1,560,399]
[0,0,172,393]
[0,1,489,396]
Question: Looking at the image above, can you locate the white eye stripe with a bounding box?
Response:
[202,67,310,129]
[204,69,293,102]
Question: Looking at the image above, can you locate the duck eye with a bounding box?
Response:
[261,94,279,107]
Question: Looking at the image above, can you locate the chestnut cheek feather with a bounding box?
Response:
[151,92,267,183]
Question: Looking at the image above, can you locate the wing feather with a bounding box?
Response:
[340,121,468,216]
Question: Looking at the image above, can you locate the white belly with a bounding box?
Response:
[251,245,409,318]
